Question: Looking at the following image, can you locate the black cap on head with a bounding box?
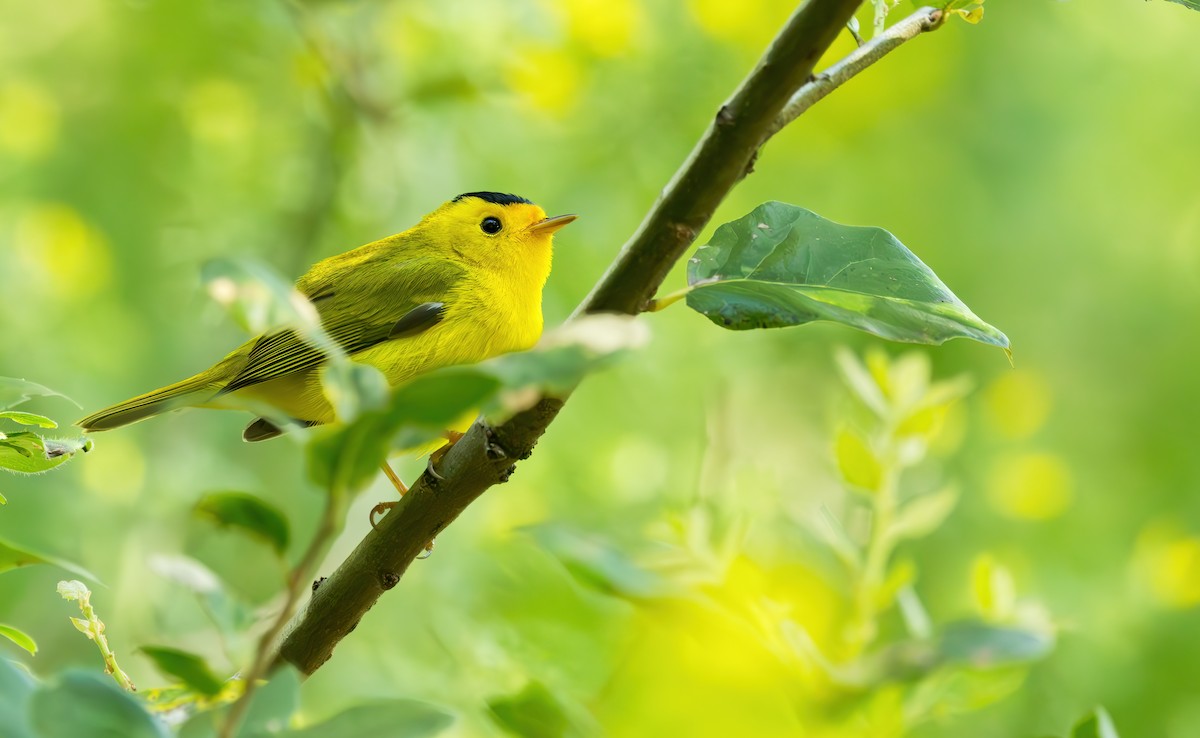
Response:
[453,191,532,206]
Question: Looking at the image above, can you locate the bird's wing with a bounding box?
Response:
[219,253,464,395]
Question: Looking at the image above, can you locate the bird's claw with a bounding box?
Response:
[424,456,444,483]
[416,539,435,560]
[370,501,396,530]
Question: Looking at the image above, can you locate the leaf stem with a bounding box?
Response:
[57,580,136,692]
[644,286,692,313]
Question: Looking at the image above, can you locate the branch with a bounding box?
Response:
[276,0,944,676]
[220,496,344,737]
[766,6,944,140]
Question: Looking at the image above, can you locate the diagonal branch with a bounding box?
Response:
[276,1,946,676]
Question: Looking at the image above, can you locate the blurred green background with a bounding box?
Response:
[2,0,1198,735]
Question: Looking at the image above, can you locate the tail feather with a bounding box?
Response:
[78,372,219,432]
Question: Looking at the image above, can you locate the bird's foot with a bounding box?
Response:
[425,429,466,484]
[370,461,409,529]
[370,500,396,530]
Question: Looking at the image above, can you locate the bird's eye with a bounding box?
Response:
[480,216,502,235]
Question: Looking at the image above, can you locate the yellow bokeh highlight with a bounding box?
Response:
[506,46,582,116]
[183,79,258,145]
[688,0,792,50]
[13,203,112,299]
[81,434,146,505]
[985,369,1052,440]
[1135,522,1200,609]
[986,452,1074,521]
[557,0,641,57]
[0,80,60,158]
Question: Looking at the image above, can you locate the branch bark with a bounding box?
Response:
[277,1,942,675]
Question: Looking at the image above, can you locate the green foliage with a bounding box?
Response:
[0,537,98,582]
[685,203,1008,351]
[0,411,57,428]
[2,1,1195,737]
[193,493,291,557]
[0,658,37,738]
[0,378,90,478]
[30,672,169,738]
[0,379,72,411]
[138,646,225,698]
[279,700,453,738]
[488,681,570,738]
[1163,0,1199,10]
[1070,707,1120,738]
[307,315,645,495]
[0,624,37,656]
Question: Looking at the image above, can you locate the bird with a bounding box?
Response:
[78,191,575,523]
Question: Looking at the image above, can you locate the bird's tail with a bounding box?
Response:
[78,371,221,432]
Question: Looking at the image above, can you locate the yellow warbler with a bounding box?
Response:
[79,192,574,504]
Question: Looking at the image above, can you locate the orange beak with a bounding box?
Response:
[527,214,577,235]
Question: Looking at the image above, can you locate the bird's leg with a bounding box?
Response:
[424,429,466,482]
[369,461,408,529]
[369,456,441,559]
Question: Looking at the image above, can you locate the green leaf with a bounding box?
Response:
[138,646,225,697]
[306,366,501,495]
[148,555,255,641]
[0,657,37,738]
[30,671,169,738]
[834,425,882,493]
[193,492,290,556]
[1164,0,1200,9]
[891,486,958,541]
[970,554,1017,621]
[0,378,75,412]
[0,624,37,656]
[937,621,1053,667]
[0,537,100,582]
[528,525,678,600]
[306,315,644,495]
[0,411,57,429]
[281,699,453,738]
[0,433,92,475]
[1072,707,1120,738]
[239,666,300,737]
[488,681,569,738]
[685,203,1009,351]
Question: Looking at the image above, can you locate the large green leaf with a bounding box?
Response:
[684,203,1008,350]
[30,671,169,738]
[1164,0,1199,10]
[138,646,225,697]
[0,658,37,738]
[193,492,290,557]
[0,433,92,475]
[0,536,100,582]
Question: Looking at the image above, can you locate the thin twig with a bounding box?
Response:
[218,498,343,738]
[767,7,944,140]
[274,0,947,676]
